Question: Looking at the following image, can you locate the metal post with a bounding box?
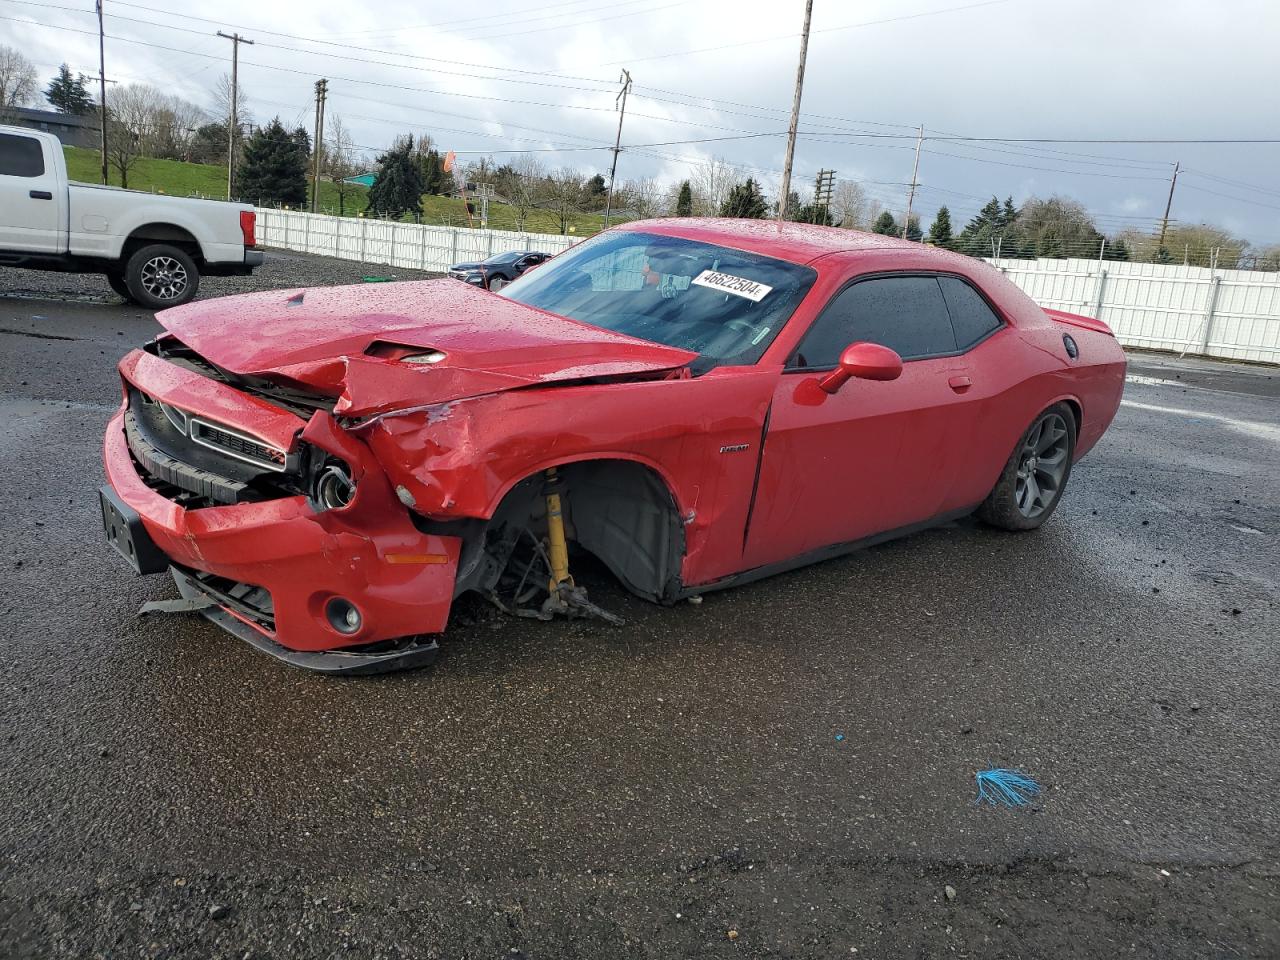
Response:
[776,0,814,222]
[360,216,367,261]
[96,0,108,185]
[603,69,632,229]
[1183,274,1222,358]
[217,31,254,200]
[902,125,923,239]
[1098,237,1106,262]
[1093,268,1108,317]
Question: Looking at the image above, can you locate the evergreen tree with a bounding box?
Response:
[420,148,449,195]
[44,63,93,115]
[1105,238,1130,262]
[675,180,693,217]
[903,214,923,242]
[236,117,308,206]
[956,197,1002,256]
[794,200,834,225]
[585,173,607,199]
[367,135,426,220]
[999,197,1019,231]
[927,206,953,247]
[871,210,898,235]
[719,178,768,218]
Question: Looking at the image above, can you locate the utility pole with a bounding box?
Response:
[1157,160,1180,250]
[901,125,924,239]
[310,78,328,213]
[217,31,253,201]
[96,0,108,185]
[812,169,835,223]
[777,0,814,222]
[603,68,632,229]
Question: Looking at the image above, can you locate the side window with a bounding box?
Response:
[792,275,957,368]
[939,276,1003,349]
[0,134,46,178]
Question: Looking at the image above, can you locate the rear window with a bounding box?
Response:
[939,276,1003,348]
[0,134,45,178]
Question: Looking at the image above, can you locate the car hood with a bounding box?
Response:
[450,262,485,271]
[155,279,696,417]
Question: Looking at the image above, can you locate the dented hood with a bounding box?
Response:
[155,279,696,416]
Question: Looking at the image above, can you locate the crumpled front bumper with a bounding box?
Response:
[101,358,463,665]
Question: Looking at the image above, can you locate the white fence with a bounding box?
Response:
[256,210,1280,365]
[256,208,578,274]
[990,257,1279,363]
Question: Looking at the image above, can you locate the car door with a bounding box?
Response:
[0,132,63,254]
[742,273,983,569]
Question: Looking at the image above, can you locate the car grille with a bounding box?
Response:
[189,418,288,472]
[176,565,276,633]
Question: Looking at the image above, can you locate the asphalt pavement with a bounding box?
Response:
[1,253,1277,959]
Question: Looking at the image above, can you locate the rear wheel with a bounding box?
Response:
[124,244,199,309]
[105,271,135,303]
[977,403,1076,531]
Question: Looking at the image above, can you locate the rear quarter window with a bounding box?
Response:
[0,134,46,178]
[939,276,1003,348]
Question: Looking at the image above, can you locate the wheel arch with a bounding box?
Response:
[470,456,687,604]
[123,223,204,263]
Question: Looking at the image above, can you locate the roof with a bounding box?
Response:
[616,217,920,265]
[8,106,99,129]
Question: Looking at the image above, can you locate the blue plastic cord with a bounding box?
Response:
[975,768,1041,807]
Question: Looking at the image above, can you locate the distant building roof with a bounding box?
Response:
[9,106,99,129]
[342,172,376,187]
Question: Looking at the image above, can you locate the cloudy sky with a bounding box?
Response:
[5,0,1279,245]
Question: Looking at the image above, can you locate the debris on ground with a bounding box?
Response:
[975,768,1041,807]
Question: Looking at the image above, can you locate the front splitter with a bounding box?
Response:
[170,566,440,676]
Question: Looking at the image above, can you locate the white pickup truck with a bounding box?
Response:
[0,125,263,308]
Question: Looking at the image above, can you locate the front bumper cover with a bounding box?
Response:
[102,352,463,669]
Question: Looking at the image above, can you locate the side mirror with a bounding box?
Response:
[817,341,903,394]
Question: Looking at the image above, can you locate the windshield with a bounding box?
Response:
[500,231,816,367]
[482,251,523,265]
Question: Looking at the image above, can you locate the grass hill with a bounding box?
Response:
[62,146,613,236]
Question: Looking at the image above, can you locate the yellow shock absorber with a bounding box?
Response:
[544,467,573,590]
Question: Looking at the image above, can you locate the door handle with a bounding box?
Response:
[948,375,973,392]
[29,190,53,200]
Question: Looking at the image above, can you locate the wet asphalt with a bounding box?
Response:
[1,254,1277,959]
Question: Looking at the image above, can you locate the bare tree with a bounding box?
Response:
[213,72,252,168]
[105,84,168,188]
[0,45,38,121]
[619,177,662,220]
[500,154,545,230]
[690,157,735,216]
[323,114,361,215]
[830,180,870,229]
[538,168,586,235]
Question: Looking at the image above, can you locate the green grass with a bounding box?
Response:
[62,145,612,236]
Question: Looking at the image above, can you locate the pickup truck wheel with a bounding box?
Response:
[105,272,135,303]
[125,244,199,309]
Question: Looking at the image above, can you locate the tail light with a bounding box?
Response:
[239,210,257,248]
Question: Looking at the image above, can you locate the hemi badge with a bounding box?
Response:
[719,443,750,454]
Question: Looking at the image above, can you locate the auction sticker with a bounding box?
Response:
[691,270,773,302]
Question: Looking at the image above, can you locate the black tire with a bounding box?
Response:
[104,271,135,303]
[977,402,1077,531]
[123,244,199,309]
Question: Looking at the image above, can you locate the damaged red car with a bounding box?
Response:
[100,219,1126,673]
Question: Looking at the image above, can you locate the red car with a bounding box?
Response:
[100,219,1126,673]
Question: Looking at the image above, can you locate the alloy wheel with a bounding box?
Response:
[140,256,189,301]
[1015,413,1070,519]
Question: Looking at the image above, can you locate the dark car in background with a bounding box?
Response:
[448,250,550,289]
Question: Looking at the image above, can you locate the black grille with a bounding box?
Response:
[191,420,286,470]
